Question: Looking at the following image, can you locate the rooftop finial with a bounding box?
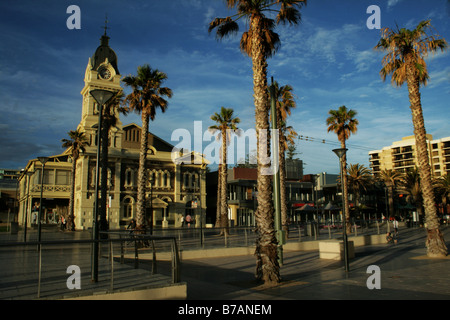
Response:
[103,14,109,36]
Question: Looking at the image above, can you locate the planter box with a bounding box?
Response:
[319,240,354,260]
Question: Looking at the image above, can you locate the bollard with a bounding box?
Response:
[110,240,114,291]
[151,240,157,275]
[134,239,139,269]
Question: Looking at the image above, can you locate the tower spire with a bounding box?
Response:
[100,14,110,46]
[103,14,109,36]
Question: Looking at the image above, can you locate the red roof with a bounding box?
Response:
[232,167,258,180]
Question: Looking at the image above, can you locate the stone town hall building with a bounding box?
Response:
[18,33,207,230]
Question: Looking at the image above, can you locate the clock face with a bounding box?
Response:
[98,67,112,80]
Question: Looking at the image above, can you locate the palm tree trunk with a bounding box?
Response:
[136,112,150,230]
[215,167,221,227]
[406,57,447,257]
[387,184,395,218]
[251,15,280,285]
[220,132,229,234]
[279,132,288,237]
[67,155,77,231]
[341,141,351,234]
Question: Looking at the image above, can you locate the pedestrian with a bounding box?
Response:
[186,214,192,228]
[127,219,136,231]
[393,217,399,236]
[180,215,184,227]
[60,215,66,231]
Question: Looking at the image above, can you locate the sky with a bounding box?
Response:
[0,0,449,175]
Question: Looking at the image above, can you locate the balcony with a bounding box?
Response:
[393,160,415,169]
[392,146,413,155]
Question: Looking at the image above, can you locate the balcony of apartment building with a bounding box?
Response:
[368,153,381,175]
[392,146,414,156]
[392,147,414,170]
[442,141,450,150]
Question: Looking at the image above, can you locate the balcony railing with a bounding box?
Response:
[31,184,71,193]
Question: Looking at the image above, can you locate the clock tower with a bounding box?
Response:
[78,31,123,148]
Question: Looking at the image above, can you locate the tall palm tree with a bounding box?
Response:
[209,107,240,234]
[326,105,359,234]
[209,0,307,286]
[99,92,126,232]
[61,129,88,231]
[375,20,448,257]
[271,81,296,236]
[122,65,173,230]
[347,163,372,217]
[379,169,402,218]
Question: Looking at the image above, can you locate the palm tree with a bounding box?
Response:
[209,107,240,234]
[398,167,423,217]
[435,174,450,216]
[285,128,298,160]
[61,129,88,231]
[99,92,126,232]
[379,169,402,219]
[347,164,372,219]
[209,0,307,286]
[271,81,296,236]
[375,20,448,257]
[326,105,359,234]
[122,65,173,230]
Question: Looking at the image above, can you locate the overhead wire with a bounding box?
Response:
[296,135,375,151]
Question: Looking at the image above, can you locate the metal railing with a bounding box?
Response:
[0,233,181,299]
[146,219,401,248]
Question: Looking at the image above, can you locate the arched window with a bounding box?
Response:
[123,196,134,218]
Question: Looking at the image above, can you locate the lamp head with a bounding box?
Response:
[90,89,115,106]
[332,148,347,159]
[37,156,49,165]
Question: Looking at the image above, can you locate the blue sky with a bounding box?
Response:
[0,0,449,175]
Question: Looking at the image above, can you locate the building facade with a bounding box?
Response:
[18,33,208,230]
[369,135,450,177]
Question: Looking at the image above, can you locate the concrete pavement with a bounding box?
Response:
[1,225,449,300]
[155,226,450,300]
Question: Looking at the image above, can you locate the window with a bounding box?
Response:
[123,197,133,218]
[56,170,70,185]
[125,168,134,187]
[43,169,54,185]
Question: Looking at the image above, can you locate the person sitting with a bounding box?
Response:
[386,232,394,244]
[127,219,136,232]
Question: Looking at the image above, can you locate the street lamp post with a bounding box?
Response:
[269,77,284,266]
[332,148,349,272]
[90,89,115,283]
[37,157,49,246]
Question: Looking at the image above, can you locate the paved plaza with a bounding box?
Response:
[0,225,449,300]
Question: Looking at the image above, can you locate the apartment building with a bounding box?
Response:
[369,135,450,177]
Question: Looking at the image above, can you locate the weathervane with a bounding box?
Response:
[103,14,109,36]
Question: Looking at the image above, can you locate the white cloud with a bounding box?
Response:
[387,0,403,9]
